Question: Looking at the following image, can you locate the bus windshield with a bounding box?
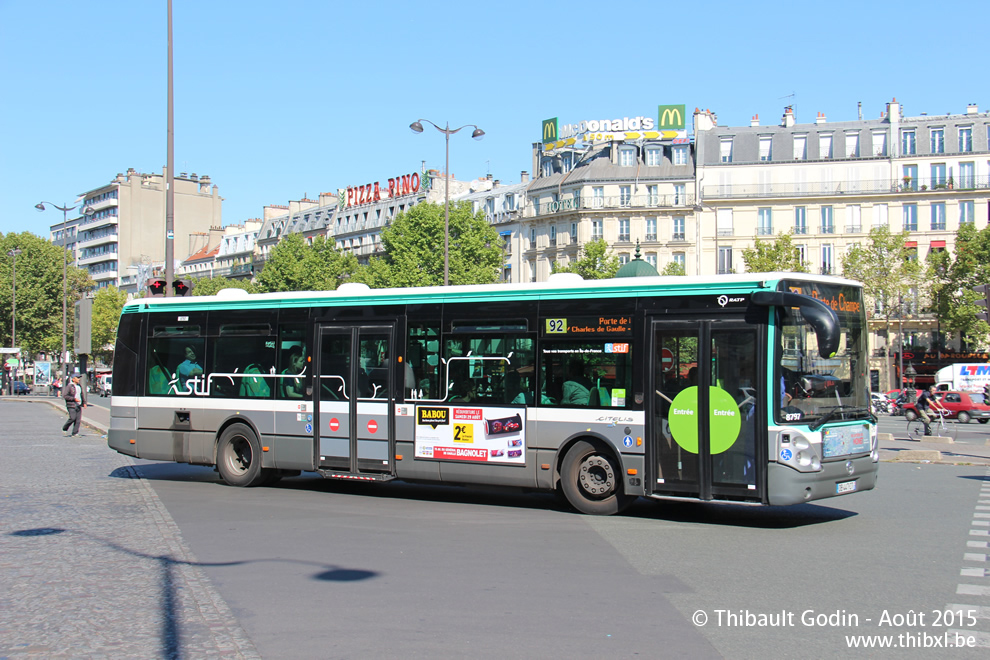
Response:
[777,281,870,426]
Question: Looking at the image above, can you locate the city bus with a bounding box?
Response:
[107,272,878,515]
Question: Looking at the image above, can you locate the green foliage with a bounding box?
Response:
[190,276,259,296]
[660,261,686,276]
[90,286,128,364]
[254,234,361,292]
[552,238,619,280]
[365,202,502,288]
[841,226,922,386]
[741,231,808,273]
[0,231,93,360]
[942,222,990,344]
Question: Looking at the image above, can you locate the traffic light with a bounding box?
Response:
[172,279,192,297]
[984,382,990,400]
[974,284,990,323]
[148,278,167,297]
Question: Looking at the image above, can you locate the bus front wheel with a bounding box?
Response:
[217,424,267,487]
[560,440,633,515]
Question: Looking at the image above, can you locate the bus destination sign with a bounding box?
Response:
[543,316,633,337]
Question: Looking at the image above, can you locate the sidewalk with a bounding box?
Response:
[0,397,259,659]
[879,433,990,466]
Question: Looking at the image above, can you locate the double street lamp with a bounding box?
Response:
[410,119,484,286]
[35,201,93,377]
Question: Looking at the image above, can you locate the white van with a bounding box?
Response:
[97,374,112,397]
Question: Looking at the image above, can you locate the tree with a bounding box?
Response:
[190,276,258,296]
[552,238,619,280]
[256,233,365,292]
[841,226,921,389]
[255,233,311,292]
[90,285,129,365]
[660,261,686,276]
[365,202,502,288]
[941,222,990,347]
[0,231,92,361]
[741,231,807,273]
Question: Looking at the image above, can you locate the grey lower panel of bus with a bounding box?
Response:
[766,455,878,506]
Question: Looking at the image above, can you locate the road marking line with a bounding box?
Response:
[960,567,989,577]
[947,604,990,619]
[958,584,990,597]
[971,530,990,537]
[969,541,990,549]
[964,553,988,562]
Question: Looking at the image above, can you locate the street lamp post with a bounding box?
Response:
[7,248,21,394]
[410,119,484,286]
[35,202,92,378]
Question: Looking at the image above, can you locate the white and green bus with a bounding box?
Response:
[108,272,878,515]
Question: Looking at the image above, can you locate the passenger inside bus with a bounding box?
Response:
[280,347,306,398]
[561,360,593,405]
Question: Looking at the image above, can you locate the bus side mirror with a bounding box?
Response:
[752,291,841,359]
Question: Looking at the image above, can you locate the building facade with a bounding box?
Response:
[693,100,990,388]
[54,168,222,290]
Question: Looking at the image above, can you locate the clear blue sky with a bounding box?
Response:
[1,0,984,238]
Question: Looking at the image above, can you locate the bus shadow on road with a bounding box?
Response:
[622,498,857,529]
[113,464,858,525]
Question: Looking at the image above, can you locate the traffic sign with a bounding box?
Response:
[661,348,674,372]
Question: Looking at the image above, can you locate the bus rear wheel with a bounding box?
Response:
[217,424,267,487]
[560,440,633,515]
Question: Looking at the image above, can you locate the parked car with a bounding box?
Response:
[902,391,990,424]
[12,380,31,395]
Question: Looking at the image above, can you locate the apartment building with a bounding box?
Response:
[693,100,990,388]
[56,168,222,290]
[522,107,697,282]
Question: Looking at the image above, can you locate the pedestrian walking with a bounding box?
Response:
[61,375,85,437]
[52,376,61,398]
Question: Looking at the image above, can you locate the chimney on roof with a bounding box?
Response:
[886,98,900,123]
[782,106,795,128]
[967,103,979,114]
[750,114,759,127]
[816,111,827,125]
[520,171,529,183]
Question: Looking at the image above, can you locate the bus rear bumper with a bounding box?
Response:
[767,456,877,506]
[108,429,138,457]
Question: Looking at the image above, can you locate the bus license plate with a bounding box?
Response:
[836,480,856,494]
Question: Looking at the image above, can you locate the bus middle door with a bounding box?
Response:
[650,318,762,502]
[316,325,394,476]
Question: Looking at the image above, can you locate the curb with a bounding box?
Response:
[1,396,108,434]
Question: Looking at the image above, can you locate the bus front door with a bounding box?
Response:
[651,320,763,502]
[316,325,394,476]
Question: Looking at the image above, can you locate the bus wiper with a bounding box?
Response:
[810,405,875,431]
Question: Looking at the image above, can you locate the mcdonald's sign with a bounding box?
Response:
[542,118,558,144]
[657,105,685,131]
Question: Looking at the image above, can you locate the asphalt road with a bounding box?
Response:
[137,456,990,658]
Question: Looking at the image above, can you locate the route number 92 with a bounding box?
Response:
[546,319,568,334]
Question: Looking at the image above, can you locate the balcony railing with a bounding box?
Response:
[702,175,990,200]
[534,192,696,216]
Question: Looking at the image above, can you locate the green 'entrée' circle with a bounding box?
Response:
[668,386,742,455]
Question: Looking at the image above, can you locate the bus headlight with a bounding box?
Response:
[777,431,822,473]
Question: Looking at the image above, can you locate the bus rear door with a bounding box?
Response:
[650,318,764,502]
[316,325,394,477]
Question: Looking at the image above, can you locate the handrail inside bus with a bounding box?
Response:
[751,290,841,359]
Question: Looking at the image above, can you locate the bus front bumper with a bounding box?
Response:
[767,455,877,506]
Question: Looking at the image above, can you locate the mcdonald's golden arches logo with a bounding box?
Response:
[657,105,685,130]
[542,118,558,144]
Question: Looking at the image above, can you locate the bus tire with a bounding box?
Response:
[216,424,266,487]
[560,440,632,515]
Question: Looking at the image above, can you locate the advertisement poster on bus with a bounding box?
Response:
[414,405,526,464]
